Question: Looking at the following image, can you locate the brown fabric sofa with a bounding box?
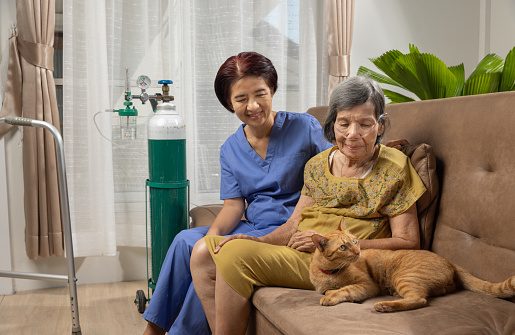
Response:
[190,91,515,334]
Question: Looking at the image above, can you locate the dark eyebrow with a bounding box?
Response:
[336,116,375,122]
[233,88,267,100]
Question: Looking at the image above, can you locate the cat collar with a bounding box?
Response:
[318,266,341,275]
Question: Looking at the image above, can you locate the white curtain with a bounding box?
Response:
[64,0,328,256]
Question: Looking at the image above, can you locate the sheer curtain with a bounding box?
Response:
[64,0,327,256]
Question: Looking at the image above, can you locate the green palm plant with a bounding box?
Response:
[357,44,515,103]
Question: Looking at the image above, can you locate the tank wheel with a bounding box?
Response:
[135,289,147,314]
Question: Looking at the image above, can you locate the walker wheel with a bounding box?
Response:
[135,289,147,314]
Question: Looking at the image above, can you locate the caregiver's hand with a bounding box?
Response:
[213,234,259,254]
[287,230,317,252]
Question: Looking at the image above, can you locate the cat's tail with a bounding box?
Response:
[452,264,515,298]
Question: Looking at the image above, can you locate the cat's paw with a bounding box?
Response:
[320,295,341,306]
[320,291,349,306]
[374,302,394,312]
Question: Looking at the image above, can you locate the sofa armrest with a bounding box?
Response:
[189,204,224,228]
[189,204,248,228]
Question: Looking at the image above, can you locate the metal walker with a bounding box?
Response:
[0,116,82,335]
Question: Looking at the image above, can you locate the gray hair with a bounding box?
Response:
[323,76,388,144]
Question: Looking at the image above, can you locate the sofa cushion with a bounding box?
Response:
[399,143,439,250]
[249,287,515,335]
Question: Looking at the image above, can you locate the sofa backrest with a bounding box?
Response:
[384,91,515,283]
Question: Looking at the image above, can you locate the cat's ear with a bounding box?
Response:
[312,234,329,252]
[338,217,345,231]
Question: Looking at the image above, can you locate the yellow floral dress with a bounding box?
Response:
[299,144,426,239]
[204,144,426,299]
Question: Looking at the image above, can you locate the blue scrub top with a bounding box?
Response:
[219,111,332,229]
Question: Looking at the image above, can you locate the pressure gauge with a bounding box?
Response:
[137,75,151,90]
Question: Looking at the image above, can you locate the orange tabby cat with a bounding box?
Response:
[309,223,515,312]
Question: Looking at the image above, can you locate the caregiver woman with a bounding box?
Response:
[142,52,332,335]
[190,76,426,334]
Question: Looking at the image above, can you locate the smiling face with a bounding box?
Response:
[229,76,275,129]
[334,101,383,161]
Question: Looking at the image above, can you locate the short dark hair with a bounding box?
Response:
[214,52,278,112]
[323,76,388,144]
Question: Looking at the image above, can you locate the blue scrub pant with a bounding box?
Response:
[142,221,279,334]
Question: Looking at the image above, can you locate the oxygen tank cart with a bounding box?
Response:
[0,116,82,335]
[116,75,190,314]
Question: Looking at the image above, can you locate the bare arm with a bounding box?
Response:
[358,203,420,250]
[213,195,315,253]
[205,197,246,236]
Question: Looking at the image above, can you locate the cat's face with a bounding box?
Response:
[312,230,362,265]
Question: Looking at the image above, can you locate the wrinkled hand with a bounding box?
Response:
[287,230,317,252]
[385,139,409,150]
[213,234,259,254]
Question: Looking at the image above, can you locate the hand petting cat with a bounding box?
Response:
[287,230,318,252]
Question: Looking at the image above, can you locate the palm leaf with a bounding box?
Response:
[418,53,459,98]
[368,50,408,87]
[381,53,428,100]
[409,44,421,55]
[382,88,415,104]
[499,47,515,91]
[356,66,405,88]
[448,64,465,96]
[463,72,501,95]
[469,53,504,77]
[392,52,458,100]
[358,44,515,103]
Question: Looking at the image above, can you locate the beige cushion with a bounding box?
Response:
[400,143,439,250]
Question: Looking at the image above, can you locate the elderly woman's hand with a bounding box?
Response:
[287,230,318,252]
[213,234,259,254]
[385,139,409,150]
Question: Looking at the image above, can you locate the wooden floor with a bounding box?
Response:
[0,280,149,335]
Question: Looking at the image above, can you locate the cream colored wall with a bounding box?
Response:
[1,0,513,293]
[353,0,482,78]
[489,0,515,56]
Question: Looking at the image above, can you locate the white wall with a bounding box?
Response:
[352,0,481,78]
[1,0,514,293]
[352,0,515,78]
[490,0,515,56]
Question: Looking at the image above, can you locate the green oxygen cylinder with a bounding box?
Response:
[146,80,188,289]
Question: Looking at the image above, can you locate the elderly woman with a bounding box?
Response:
[142,52,332,335]
[190,76,426,334]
